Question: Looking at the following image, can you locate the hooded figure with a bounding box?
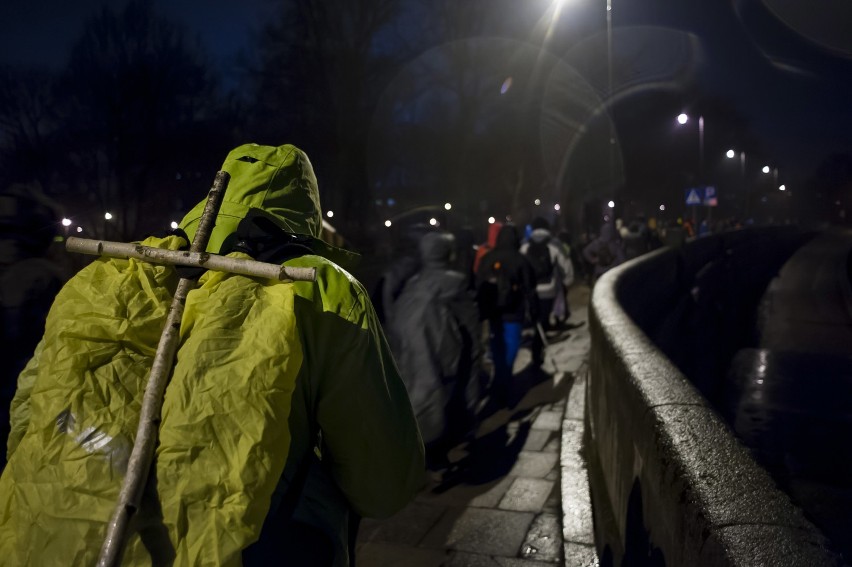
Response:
[583,221,626,279]
[388,232,481,470]
[520,217,574,320]
[475,225,539,404]
[0,144,424,566]
[473,221,503,274]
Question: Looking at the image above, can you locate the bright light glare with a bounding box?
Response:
[444,202,452,211]
[500,77,512,95]
[170,221,179,229]
[726,149,735,159]
[104,212,113,220]
[554,204,561,211]
[607,200,615,208]
[762,166,770,173]
[488,216,496,224]
[326,210,334,218]
[779,185,786,191]
[534,198,541,206]
[429,218,437,226]
[76,226,83,233]
[677,113,688,125]
[384,220,392,227]
[61,218,72,227]
[660,204,666,211]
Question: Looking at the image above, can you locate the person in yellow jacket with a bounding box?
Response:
[0,143,425,566]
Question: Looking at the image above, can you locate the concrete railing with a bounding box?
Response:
[585,228,843,566]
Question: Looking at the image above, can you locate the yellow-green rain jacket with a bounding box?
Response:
[0,144,425,566]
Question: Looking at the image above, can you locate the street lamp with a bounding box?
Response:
[444,202,452,211]
[676,113,704,179]
[727,149,748,218]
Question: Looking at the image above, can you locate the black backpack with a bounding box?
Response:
[525,240,553,284]
[478,258,522,315]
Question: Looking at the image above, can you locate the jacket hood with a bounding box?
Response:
[495,224,520,250]
[419,232,455,267]
[180,144,322,254]
[486,222,503,248]
[529,228,551,243]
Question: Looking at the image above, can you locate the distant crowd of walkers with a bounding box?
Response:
[376,216,634,476]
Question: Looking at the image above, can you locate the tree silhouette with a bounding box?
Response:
[57,0,224,240]
[0,66,59,189]
[247,0,406,240]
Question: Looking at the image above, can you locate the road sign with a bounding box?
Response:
[684,186,718,206]
[685,188,702,205]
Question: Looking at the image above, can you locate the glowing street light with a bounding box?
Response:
[326,210,334,218]
[779,184,786,191]
[534,198,541,206]
[444,202,452,211]
[726,149,735,159]
[61,218,72,227]
[384,220,392,227]
[762,165,770,174]
[488,216,496,224]
[554,204,561,211]
[607,200,615,208]
[170,221,179,229]
[676,113,705,178]
[659,204,666,211]
[76,226,83,233]
[429,218,438,226]
[104,212,113,220]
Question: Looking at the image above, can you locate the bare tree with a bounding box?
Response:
[58,0,218,240]
[247,0,407,238]
[0,66,59,189]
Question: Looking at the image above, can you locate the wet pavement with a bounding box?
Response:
[722,229,852,561]
[356,285,597,566]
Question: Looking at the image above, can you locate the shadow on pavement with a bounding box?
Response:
[431,362,576,495]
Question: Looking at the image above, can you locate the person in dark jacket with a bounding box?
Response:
[388,231,482,471]
[475,224,539,405]
[374,223,430,324]
[583,221,626,281]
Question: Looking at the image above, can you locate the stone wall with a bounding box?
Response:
[586,229,842,566]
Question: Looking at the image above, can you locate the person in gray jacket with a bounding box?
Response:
[388,231,482,471]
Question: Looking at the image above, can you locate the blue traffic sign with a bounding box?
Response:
[684,186,718,207]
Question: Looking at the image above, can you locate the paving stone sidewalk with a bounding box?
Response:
[356,285,598,566]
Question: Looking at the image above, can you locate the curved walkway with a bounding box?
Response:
[355,285,598,566]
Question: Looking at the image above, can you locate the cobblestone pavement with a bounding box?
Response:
[356,285,598,566]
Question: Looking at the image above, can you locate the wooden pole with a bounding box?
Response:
[66,238,316,283]
[96,171,230,567]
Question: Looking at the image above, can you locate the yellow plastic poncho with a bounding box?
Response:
[0,144,424,566]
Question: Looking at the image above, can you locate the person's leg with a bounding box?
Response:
[489,320,509,403]
[531,297,553,365]
[502,321,524,405]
